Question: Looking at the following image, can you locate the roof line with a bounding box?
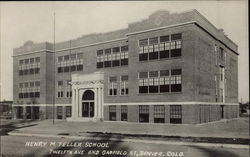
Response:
[12,50,53,57]
[126,21,196,36]
[55,37,128,53]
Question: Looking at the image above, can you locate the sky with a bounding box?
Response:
[0,1,249,102]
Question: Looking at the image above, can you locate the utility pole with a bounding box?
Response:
[52,12,56,125]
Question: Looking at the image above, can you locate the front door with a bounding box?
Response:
[82,90,95,118]
[82,102,94,117]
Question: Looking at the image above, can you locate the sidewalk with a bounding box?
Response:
[7,117,249,145]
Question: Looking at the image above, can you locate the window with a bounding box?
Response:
[219,47,225,60]
[58,67,63,73]
[170,33,182,58]
[170,69,182,92]
[109,77,117,96]
[159,70,170,93]
[149,37,159,60]
[30,58,34,64]
[34,92,40,98]
[70,54,76,60]
[77,64,83,71]
[139,39,148,46]
[77,53,83,59]
[97,50,104,68]
[109,106,116,121]
[66,106,72,117]
[19,60,24,65]
[139,72,148,93]
[57,106,63,119]
[64,66,70,72]
[139,105,149,123]
[35,57,40,62]
[57,81,64,98]
[58,56,63,62]
[154,105,165,123]
[139,39,149,61]
[149,71,159,93]
[66,80,72,98]
[104,49,112,67]
[170,105,182,124]
[34,68,40,74]
[19,70,23,76]
[25,59,29,64]
[120,75,129,95]
[121,105,127,121]
[112,47,120,67]
[121,45,128,66]
[64,55,70,61]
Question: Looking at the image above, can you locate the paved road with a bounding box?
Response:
[1,135,248,157]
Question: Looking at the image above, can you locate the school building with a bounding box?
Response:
[12,10,239,124]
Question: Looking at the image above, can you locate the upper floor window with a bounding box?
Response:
[18,57,40,76]
[97,45,128,69]
[138,68,182,94]
[139,33,182,62]
[18,81,40,99]
[120,75,129,96]
[57,81,64,98]
[57,53,83,73]
[109,76,117,96]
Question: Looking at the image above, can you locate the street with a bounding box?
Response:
[1,135,248,157]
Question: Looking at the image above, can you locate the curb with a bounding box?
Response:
[8,132,249,149]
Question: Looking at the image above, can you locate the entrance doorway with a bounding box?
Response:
[82,90,94,118]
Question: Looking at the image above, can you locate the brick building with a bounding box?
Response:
[12,10,239,124]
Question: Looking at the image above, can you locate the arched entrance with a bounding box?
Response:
[82,90,94,117]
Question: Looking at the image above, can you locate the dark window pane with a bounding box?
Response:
[70,65,76,72]
[171,33,182,40]
[160,85,170,93]
[58,67,63,73]
[149,86,158,93]
[171,84,182,92]
[160,70,169,76]
[35,92,40,98]
[171,49,181,57]
[97,50,103,56]
[139,53,148,61]
[112,47,120,53]
[29,69,34,75]
[139,86,148,93]
[58,56,63,62]
[139,72,148,78]
[19,93,23,98]
[121,59,128,66]
[64,55,70,61]
[97,62,103,68]
[149,52,159,60]
[139,39,148,46]
[160,35,169,42]
[19,70,23,76]
[105,49,111,54]
[34,68,40,74]
[171,69,182,75]
[64,66,70,72]
[121,45,128,51]
[35,57,40,62]
[104,61,111,67]
[149,37,158,45]
[160,50,170,59]
[112,60,120,67]
[77,65,83,71]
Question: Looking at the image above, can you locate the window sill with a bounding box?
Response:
[138,56,182,63]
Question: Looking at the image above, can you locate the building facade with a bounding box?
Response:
[13,10,239,124]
